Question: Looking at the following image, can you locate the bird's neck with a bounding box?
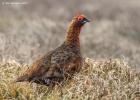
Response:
[65,23,82,46]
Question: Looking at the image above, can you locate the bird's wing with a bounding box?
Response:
[51,45,81,66]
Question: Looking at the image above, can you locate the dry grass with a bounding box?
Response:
[0,58,139,100]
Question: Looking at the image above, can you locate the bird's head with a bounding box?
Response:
[66,14,90,44]
[72,14,90,27]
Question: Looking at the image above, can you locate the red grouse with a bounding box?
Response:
[16,15,90,86]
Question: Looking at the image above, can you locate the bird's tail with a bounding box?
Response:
[15,74,29,82]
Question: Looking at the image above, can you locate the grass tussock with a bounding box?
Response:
[0,58,140,100]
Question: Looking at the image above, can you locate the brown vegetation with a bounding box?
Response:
[0,58,140,99]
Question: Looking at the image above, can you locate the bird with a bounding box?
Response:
[16,14,90,86]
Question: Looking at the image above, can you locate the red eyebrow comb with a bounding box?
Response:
[76,15,86,21]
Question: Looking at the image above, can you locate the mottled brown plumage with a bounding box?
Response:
[16,15,90,86]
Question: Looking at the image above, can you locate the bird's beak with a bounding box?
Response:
[85,18,90,22]
[82,18,90,24]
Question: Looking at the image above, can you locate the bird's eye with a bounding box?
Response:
[77,17,83,21]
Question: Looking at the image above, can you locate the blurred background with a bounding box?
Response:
[0,0,140,69]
